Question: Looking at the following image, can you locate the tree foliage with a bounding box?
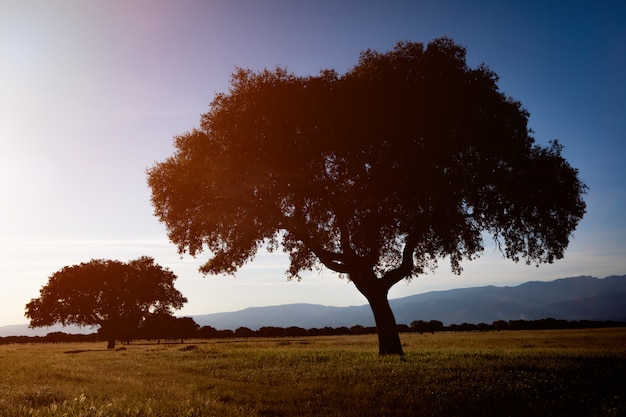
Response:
[147,38,587,354]
[139,313,199,343]
[25,256,187,348]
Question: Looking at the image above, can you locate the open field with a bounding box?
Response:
[1,328,625,416]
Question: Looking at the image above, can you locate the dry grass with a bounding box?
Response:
[0,328,624,416]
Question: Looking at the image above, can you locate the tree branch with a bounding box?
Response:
[338,215,357,260]
[280,213,352,274]
[381,234,419,289]
[304,237,351,274]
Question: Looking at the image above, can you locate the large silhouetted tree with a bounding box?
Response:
[25,256,187,349]
[147,38,587,355]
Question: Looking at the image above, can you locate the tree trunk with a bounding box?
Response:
[368,290,404,355]
[100,323,116,349]
[353,275,404,355]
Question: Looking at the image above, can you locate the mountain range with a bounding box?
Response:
[2,275,625,337]
[191,275,626,329]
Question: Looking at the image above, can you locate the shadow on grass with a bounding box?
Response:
[64,349,110,354]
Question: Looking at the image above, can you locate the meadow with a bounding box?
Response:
[0,328,624,417]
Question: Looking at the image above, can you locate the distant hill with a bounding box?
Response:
[2,275,625,337]
[387,275,626,326]
[190,275,626,329]
[0,323,95,338]
[192,303,374,331]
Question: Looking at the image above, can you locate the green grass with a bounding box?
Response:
[1,328,625,416]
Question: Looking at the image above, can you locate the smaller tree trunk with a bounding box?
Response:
[107,338,116,349]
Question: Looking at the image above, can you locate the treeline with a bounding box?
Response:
[188,318,626,338]
[456,318,626,332]
[2,318,625,345]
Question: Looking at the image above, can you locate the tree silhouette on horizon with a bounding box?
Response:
[25,256,187,349]
[147,37,587,355]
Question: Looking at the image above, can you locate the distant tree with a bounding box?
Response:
[410,320,429,334]
[508,320,529,330]
[492,320,509,331]
[396,324,411,333]
[258,326,285,337]
[427,320,444,333]
[139,312,176,342]
[197,325,219,339]
[333,326,352,336]
[216,329,235,338]
[285,326,308,337]
[25,257,187,349]
[476,322,491,331]
[139,313,198,343]
[320,327,337,336]
[174,317,200,343]
[307,328,322,337]
[235,326,255,337]
[45,331,70,343]
[410,320,443,334]
[147,37,587,355]
[350,325,369,335]
[458,323,477,332]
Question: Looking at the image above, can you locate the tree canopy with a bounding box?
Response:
[25,256,187,348]
[147,37,587,354]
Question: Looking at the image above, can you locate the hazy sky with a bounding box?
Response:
[1,1,625,327]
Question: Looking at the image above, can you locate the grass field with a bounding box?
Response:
[1,328,625,416]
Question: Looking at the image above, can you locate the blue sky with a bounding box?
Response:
[1,0,625,327]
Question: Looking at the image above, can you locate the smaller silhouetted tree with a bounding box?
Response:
[140,312,177,342]
[25,256,187,349]
[285,326,308,337]
[235,326,255,337]
[427,320,444,333]
[350,325,369,335]
[492,320,509,331]
[197,325,219,338]
[216,329,235,338]
[174,317,200,343]
[258,326,285,337]
[410,320,428,333]
[396,324,411,333]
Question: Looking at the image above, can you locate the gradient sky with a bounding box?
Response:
[1,0,625,328]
